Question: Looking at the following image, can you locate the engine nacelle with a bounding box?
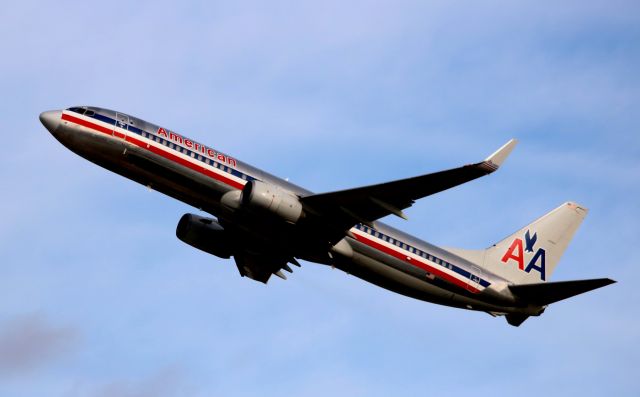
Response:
[241,180,304,224]
[176,214,233,259]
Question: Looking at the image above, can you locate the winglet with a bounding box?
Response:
[484,139,518,169]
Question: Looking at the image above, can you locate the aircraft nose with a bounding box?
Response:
[39,110,62,133]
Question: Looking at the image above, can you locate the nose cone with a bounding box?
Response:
[39,110,62,133]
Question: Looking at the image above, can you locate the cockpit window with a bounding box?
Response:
[68,107,86,115]
[67,107,97,117]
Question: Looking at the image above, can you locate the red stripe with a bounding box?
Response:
[62,112,112,134]
[61,113,245,190]
[353,232,480,293]
[62,112,477,292]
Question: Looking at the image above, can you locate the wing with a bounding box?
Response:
[301,139,517,238]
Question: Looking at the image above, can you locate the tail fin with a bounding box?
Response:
[447,202,588,284]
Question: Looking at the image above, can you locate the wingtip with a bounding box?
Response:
[484,138,518,168]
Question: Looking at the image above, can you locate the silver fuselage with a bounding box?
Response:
[42,107,543,317]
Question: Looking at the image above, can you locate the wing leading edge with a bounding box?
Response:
[301,139,517,237]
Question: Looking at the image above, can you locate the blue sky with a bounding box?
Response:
[1,1,639,396]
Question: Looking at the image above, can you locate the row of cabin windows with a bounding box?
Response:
[139,131,242,176]
[67,108,249,182]
[358,224,455,270]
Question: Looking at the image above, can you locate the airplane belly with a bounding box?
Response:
[335,239,458,307]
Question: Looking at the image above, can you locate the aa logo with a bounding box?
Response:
[501,230,546,280]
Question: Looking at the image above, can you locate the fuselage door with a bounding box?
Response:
[114,112,129,140]
[467,265,484,293]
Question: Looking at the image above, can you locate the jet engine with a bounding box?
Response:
[176,214,233,258]
[240,180,304,224]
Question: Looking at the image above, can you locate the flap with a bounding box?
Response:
[234,251,299,284]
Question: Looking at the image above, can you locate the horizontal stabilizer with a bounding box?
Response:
[509,278,616,306]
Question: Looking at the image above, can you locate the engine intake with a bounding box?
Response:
[241,180,303,224]
[176,214,233,258]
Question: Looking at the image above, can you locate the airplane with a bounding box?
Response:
[40,106,615,326]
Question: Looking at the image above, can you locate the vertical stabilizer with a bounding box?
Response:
[447,202,588,284]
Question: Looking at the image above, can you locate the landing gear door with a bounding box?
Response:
[114,112,129,141]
